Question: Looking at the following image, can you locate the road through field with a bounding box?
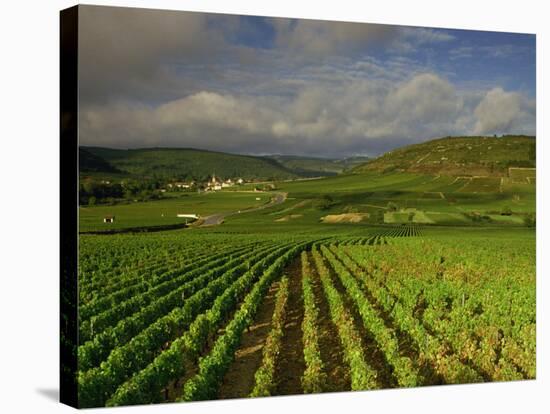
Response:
[198,192,287,226]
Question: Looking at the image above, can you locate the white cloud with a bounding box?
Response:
[271,19,453,57]
[76,6,535,156]
[392,27,455,52]
[82,73,531,156]
[473,88,535,135]
[273,18,398,56]
[449,46,474,60]
[385,73,461,123]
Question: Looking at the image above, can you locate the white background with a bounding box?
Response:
[0,0,547,412]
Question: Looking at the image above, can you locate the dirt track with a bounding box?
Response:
[197,192,287,227]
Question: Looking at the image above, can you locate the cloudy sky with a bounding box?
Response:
[78,5,536,157]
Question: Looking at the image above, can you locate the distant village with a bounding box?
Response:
[162,174,276,193]
[166,174,244,192]
[79,172,279,207]
[89,173,276,224]
[78,168,282,206]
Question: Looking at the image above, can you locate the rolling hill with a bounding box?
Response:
[267,155,370,176]
[353,135,535,177]
[79,147,121,174]
[80,147,301,181]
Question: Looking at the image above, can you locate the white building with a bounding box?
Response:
[208,174,223,190]
[177,213,199,219]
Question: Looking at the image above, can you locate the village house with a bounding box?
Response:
[176,213,199,224]
[207,174,222,191]
[103,215,115,223]
[175,182,192,189]
[177,213,199,219]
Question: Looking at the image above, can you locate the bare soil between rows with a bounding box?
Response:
[217,282,281,399]
[273,259,306,395]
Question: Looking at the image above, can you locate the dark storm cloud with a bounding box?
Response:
[78,5,230,104]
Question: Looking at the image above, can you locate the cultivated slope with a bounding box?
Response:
[354,135,535,177]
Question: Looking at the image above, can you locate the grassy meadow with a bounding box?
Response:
[79,191,271,232]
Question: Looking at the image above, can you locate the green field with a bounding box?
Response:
[79,191,271,232]
[215,171,534,230]
[76,143,536,407]
[76,224,535,407]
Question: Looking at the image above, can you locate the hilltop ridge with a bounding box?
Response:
[353,135,535,177]
[80,147,301,181]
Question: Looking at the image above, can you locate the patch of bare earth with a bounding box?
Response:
[307,252,351,392]
[274,259,306,395]
[217,281,280,399]
[275,214,303,222]
[165,357,198,402]
[321,213,369,224]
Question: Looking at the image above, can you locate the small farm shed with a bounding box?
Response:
[177,214,199,219]
[103,215,115,223]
